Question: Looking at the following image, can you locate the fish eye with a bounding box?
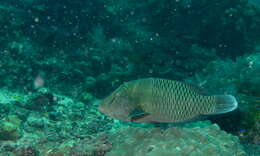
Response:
[112,83,128,98]
[123,84,127,88]
[122,83,128,89]
[115,84,127,93]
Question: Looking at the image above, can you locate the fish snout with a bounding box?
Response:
[98,104,106,113]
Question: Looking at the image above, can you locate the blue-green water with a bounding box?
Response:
[0,0,259,155]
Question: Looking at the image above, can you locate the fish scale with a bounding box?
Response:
[149,79,204,122]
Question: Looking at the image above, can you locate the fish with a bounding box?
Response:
[98,78,238,123]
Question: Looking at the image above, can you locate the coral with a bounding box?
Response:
[0,87,254,155]
[0,119,248,156]
[184,52,260,144]
[15,146,38,156]
[0,115,22,140]
[79,92,94,103]
[26,113,50,129]
[0,0,260,155]
[241,120,260,145]
[0,0,259,98]
[185,53,260,108]
[106,121,246,156]
[10,88,56,112]
[68,136,112,156]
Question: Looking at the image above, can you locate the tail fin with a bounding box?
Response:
[212,95,238,114]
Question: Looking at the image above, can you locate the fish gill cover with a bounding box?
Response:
[0,0,259,155]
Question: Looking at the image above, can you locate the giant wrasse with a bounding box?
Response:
[99,78,238,123]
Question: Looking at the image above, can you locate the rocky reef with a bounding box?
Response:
[0,0,260,155]
[0,88,257,156]
[0,96,248,156]
[107,122,246,156]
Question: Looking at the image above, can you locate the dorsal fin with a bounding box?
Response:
[183,82,208,95]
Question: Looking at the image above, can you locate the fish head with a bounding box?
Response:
[98,83,135,121]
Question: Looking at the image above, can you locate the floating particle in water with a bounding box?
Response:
[248,61,254,68]
[34,75,44,89]
[34,17,39,23]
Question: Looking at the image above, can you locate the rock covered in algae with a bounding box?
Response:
[106,121,247,156]
[0,115,22,140]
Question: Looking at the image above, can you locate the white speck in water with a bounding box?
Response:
[248,61,254,68]
[34,75,44,89]
[34,17,39,23]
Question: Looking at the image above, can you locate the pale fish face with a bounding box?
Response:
[98,85,134,121]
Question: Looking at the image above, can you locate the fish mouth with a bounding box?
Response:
[98,104,131,121]
[98,105,112,117]
[98,95,115,112]
[98,105,105,113]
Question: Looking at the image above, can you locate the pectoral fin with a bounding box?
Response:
[129,106,150,122]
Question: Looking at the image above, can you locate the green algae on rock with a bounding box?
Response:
[106,121,247,156]
[0,115,22,140]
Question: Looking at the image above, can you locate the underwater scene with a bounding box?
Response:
[0,0,260,156]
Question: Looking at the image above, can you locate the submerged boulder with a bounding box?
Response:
[0,115,22,140]
[106,121,247,156]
